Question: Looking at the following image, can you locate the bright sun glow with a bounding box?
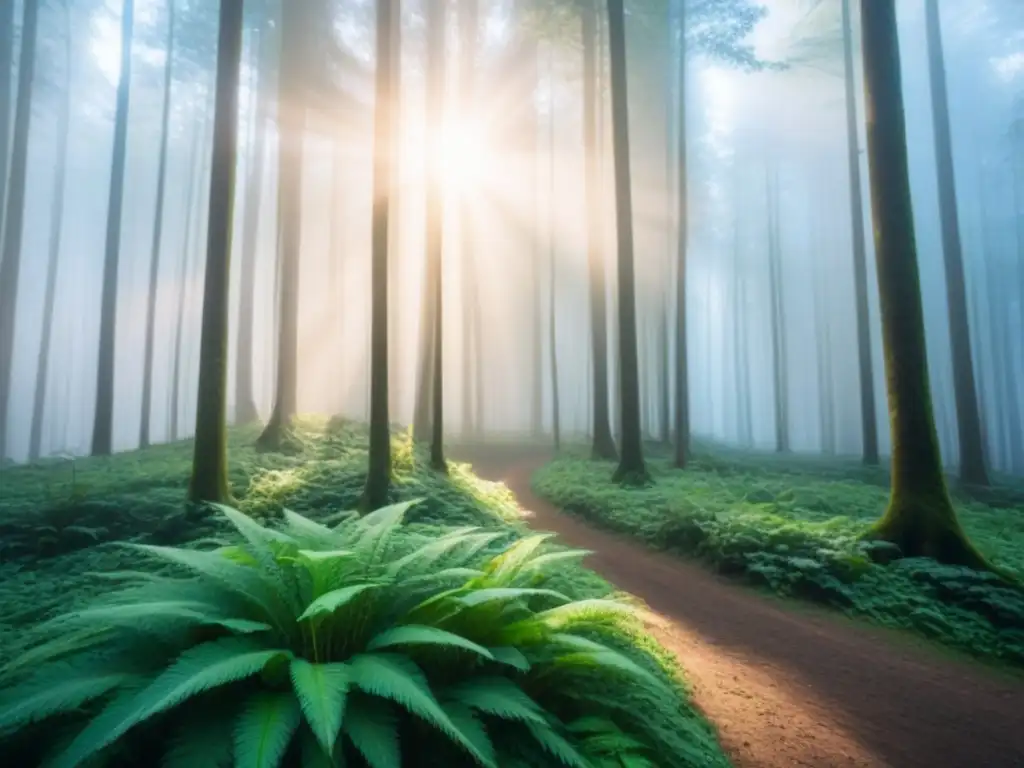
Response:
[437,117,490,196]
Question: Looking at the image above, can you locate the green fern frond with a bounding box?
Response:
[445,677,547,725]
[456,588,571,609]
[162,705,236,768]
[290,659,350,754]
[297,728,337,768]
[298,583,381,622]
[367,625,494,660]
[233,690,301,768]
[515,550,591,578]
[0,662,132,732]
[386,529,485,577]
[43,600,272,636]
[523,720,590,768]
[282,508,344,543]
[532,598,635,632]
[441,701,496,767]
[482,534,555,584]
[487,646,531,673]
[342,695,400,768]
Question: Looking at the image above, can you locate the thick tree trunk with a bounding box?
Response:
[606,0,647,484]
[859,0,986,569]
[235,27,272,427]
[140,0,176,449]
[841,0,879,466]
[582,1,617,460]
[363,0,397,509]
[91,0,135,457]
[924,1,988,487]
[188,0,244,504]
[766,166,789,453]
[29,7,73,462]
[0,0,40,460]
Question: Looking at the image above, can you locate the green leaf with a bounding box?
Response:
[290,659,351,754]
[342,696,400,768]
[446,677,547,724]
[162,703,236,768]
[483,534,556,583]
[366,625,495,660]
[523,720,590,768]
[457,588,571,608]
[0,663,130,731]
[298,583,381,622]
[488,646,531,672]
[233,690,302,768]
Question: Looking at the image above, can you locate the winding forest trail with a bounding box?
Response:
[455,446,1024,768]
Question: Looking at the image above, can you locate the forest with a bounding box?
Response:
[0,0,1022,766]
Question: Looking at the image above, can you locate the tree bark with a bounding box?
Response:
[766,165,789,453]
[841,0,879,466]
[0,0,14,242]
[91,0,135,457]
[29,5,73,462]
[140,0,176,449]
[607,0,647,484]
[363,0,398,509]
[859,0,986,568]
[188,0,244,504]
[923,1,988,487]
[673,2,690,467]
[0,0,40,460]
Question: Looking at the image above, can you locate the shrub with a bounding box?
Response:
[0,500,713,768]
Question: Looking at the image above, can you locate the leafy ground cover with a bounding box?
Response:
[0,419,729,767]
[532,447,1024,669]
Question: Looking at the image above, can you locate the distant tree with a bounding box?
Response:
[0,0,40,460]
[859,0,986,568]
[607,0,647,484]
[0,0,13,237]
[29,1,74,462]
[924,0,988,487]
[140,0,177,450]
[188,0,245,504]
[363,0,399,509]
[840,0,879,466]
[673,0,690,467]
[91,0,135,457]
[547,46,561,452]
[766,165,789,453]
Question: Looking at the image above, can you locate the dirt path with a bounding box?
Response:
[459,447,1024,768]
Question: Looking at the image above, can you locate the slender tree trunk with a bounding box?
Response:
[923,1,988,486]
[548,46,561,452]
[607,0,647,483]
[582,1,617,460]
[673,2,690,467]
[0,0,14,240]
[189,0,244,503]
[363,0,397,509]
[140,0,176,449]
[0,0,40,460]
[841,0,879,466]
[388,3,403,424]
[235,27,272,427]
[525,37,544,438]
[426,0,447,472]
[766,166,789,453]
[29,7,73,462]
[91,0,135,456]
[859,0,985,568]
[458,0,478,439]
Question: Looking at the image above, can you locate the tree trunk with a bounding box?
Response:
[363,0,398,509]
[388,3,403,424]
[606,0,647,484]
[766,165,789,453]
[859,0,985,569]
[923,1,988,487]
[187,0,244,503]
[140,0,176,449]
[425,0,446,472]
[0,0,40,460]
[841,0,879,466]
[548,46,561,452]
[91,0,135,457]
[582,1,617,460]
[235,26,272,427]
[0,0,14,240]
[673,2,690,467]
[29,5,73,462]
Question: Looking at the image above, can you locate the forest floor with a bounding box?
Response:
[456,445,1024,768]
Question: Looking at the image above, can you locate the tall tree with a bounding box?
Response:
[766,166,789,453]
[29,2,74,462]
[582,0,617,460]
[140,0,177,449]
[0,0,13,238]
[188,0,245,504]
[425,0,447,473]
[363,0,398,509]
[548,52,561,453]
[607,0,647,483]
[91,0,136,457]
[841,0,879,465]
[673,0,690,468]
[0,0,41,459]
[859,0,985,568]
[924,0,988,487]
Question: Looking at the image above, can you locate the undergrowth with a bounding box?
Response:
[0,419,729,767]
[533,452,1024,669]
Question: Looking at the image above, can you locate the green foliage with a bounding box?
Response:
[0,499,724,767]
[534,452,1024,668]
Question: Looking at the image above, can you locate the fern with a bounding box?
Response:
[290,659,350,753]
[234,690,302,768]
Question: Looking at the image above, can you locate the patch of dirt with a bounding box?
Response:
[460,446,1024,768]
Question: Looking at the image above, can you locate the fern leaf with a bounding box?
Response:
[456,588,570,609]
[290,659,351,754]
[442,701,496,767]
[548,636,667,690]
[298,549,355,563]
[366,625,494,660]
[445,677,546,725]
[45,601,272,636]
[516,550,591,577]
[482,534,555,584]
[233,690,301,768]
[282,508,343,543]
[523,721,590,768]
[533,599,635,631]
[487,646,531,672]
[0,663,131,731]
[298,727,340,768]
[349,654,495,768]
[162,705,236,768]
[386,529,483,576]
[298,583,381,622]
[342,695,400,768]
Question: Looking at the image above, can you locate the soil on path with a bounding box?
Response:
[457,446,1024,768]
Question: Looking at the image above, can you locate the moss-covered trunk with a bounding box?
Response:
[188,0,244,505]
[859,0,986,569]
[363,0,397,509]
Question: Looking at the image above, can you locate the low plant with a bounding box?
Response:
[0,499,718,767]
